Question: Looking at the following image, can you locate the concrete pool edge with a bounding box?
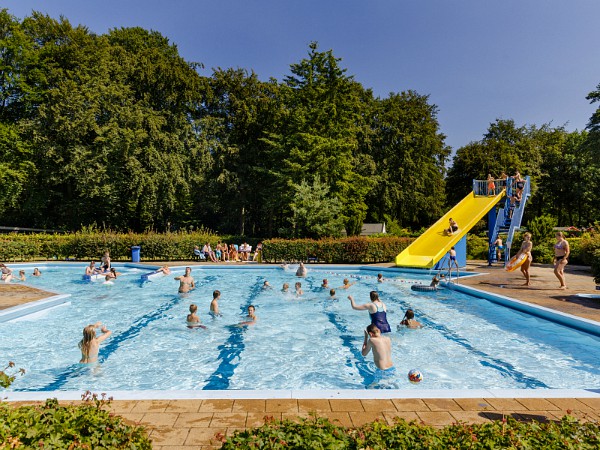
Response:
[443,281,600,337]
[4,388,600,402]
[0,292,70,323]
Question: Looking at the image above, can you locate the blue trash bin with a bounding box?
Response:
[131,246,141,263]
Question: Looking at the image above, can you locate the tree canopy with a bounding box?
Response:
[1,10,598,235]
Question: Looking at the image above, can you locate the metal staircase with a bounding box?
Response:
[488,176,531,265]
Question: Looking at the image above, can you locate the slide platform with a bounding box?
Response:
[395,190,505,268]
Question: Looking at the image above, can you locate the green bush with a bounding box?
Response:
[262,236,413,263]
[0,393,151,449]
[221,415,600,449]
[581,232,600,283]
[467,234,489,260]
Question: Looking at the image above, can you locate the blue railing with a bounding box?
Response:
[505,176,531,263]
[473,178,507,197]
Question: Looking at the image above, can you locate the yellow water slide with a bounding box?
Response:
[395,190,505,268]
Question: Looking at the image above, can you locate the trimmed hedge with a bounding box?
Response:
[221,415,600,449]
[262,237,413,264]
[0,230,219,261]
[0,233,412,264]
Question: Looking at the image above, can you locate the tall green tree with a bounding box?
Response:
[198,68,282,236]
[267,42,374,235]
[288,175,344,238]
[366,91,449,228]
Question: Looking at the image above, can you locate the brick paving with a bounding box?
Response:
[2,261,600,448]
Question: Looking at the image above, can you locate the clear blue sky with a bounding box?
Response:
[4,0,600,151]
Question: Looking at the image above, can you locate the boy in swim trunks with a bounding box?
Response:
[210,290,222,316]
[186,304,206,329]
[362,324,394,370]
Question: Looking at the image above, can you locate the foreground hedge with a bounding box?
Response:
[0,394,151,449]
[262,237,413,264]
[221,415,600,449]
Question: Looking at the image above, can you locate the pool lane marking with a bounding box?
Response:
[30,276,218,392]
[306,277,376,387]
[375,280,549,388]
[202,277,262,390]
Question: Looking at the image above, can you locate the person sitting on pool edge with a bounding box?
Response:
[79,322,112,364]
[362,324,394,371]
[399,309,423,329]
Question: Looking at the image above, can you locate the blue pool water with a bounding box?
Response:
[1,264,600,392]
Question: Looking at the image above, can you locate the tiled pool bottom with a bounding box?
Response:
[2,263,600,400]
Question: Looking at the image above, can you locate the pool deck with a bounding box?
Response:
[2,261,600,448]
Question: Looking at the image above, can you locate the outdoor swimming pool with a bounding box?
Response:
[2,264,600,393]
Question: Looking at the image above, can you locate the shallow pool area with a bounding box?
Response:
[2,264,600,397]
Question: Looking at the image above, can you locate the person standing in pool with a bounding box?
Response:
[514,232,533,286]
[296,262,307,277]
[79,322,112,364]
[362,324,394,370]
[553,231,570,289]
[210,290,222,316]
[175,267,195,293]
[100,251,111,272]
[348,291,391,333]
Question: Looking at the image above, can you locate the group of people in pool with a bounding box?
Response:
[76,228,571,366]
[84,252,120,282]
[1,264,42,283]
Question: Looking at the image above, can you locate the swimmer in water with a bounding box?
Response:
[399,309,422,329]
[262,280,272,290]
[339,278,355,290]
[348,291,391,333]
[362,324,393,370]
[210,290,222,316]
[377,273,384,283]
[175,267,195,293]
[79,322,112,364]
[296,262,307,277]
[239,305,257,325]
[295,282,303,296]
[329,288,337,299]
[282,282,290,293]
[33,268,42,277]
[186,304,206,329]
[321,278,330,288]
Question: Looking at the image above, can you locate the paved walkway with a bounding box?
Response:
[3,261,600,448]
